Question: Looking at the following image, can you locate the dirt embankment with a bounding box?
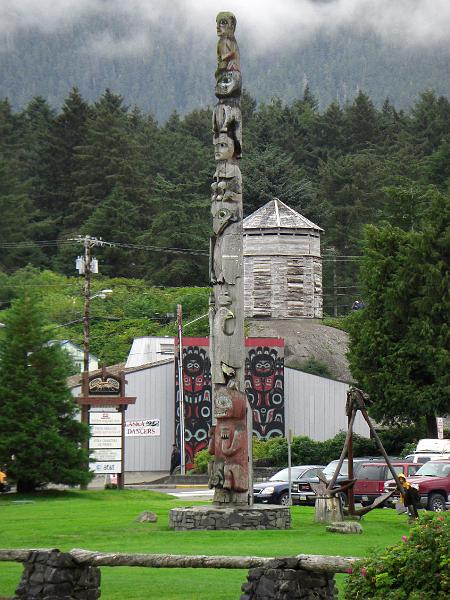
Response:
[247,318,353,383]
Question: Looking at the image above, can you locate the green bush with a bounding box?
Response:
[193,449,212,473]
[345,513,450,599]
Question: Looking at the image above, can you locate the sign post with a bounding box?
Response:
[76,366,136,489]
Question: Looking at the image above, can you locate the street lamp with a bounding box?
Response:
[90,289,113,301]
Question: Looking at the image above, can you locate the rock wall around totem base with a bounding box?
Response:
[169,505,291,531]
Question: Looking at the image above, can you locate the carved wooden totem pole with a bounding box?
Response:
[208,12,249,505]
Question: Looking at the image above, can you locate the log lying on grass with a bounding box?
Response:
[0,548,359,574]
[70,549,359,573]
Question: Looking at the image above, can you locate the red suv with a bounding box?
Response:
[384,459,450,512]
[353,461,420,506]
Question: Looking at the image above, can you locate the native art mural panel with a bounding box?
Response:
[175,338,212,470]
[175,337,284,468]
[244,339,285,439]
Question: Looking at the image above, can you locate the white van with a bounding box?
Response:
[405,439,450,464]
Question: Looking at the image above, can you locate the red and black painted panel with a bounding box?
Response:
[245,338,285,440]
[175,337,284,468]
[175,338,212,470]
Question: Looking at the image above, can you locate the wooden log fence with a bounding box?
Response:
[0,548,358,573]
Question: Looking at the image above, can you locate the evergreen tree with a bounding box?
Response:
[70,89,141,227]
[242,145,315,216]
[347,191,450,435]
[343,90,381,151]
[137,175,209,286]
[313,101,346,160]
[0,156,45,270]
[0,292,91,492]
[44,88,91,237]
[408,90,450,156]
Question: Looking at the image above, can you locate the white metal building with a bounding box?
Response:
[70,360,368,478]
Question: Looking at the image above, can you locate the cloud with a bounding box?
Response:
[1,0,449,50]
[86,30,153,58]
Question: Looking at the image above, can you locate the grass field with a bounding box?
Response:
[0,489,412,599]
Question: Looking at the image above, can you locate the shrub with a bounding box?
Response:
[193,449,212,473]
[345,513,450,599]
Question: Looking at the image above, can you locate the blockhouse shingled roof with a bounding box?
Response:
[243,198,323,231]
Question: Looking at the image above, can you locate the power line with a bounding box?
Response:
[0,237,364,260]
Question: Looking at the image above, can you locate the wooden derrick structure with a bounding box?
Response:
[208,12,250,505]
[314,387,404,523]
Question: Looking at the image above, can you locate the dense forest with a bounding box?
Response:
[1,85,449,322]
[2,10,450,121]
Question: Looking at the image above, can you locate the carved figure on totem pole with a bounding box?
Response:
[216,12,240,77]
[208,389,248,492]
[208,12,249,503]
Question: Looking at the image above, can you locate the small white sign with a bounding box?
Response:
[91,425,122,437]
[437,417,444,440]
[91,448,122,461]
[89,412,122,425]
[91,461,122,474]
[125,419,160,437]
[89,437,122,449]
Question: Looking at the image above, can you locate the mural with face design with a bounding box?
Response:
[174,338,284,469]
[174,343,211,469]
[245,345,285,439]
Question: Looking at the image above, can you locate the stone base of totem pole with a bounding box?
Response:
[169,504,291,531]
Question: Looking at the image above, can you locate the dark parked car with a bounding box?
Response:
[253,465,325,505]
[291,457,386,505]
[384,459,450,512]
[353,461,420,506]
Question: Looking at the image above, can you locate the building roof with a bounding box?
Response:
[125,336,175,368]
[243,198,323,232]
[48,339,99,360]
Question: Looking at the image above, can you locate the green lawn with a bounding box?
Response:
[0,490,412,599]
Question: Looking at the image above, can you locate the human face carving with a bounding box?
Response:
[216,13,236,38]
[214,133,234,161]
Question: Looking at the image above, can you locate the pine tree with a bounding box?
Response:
[347,191,450,435]
[0,156,45,270]
[0,293,91,492]
[343,90,381,151]
[70,89,138,227]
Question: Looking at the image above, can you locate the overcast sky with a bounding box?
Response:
[2,0,449,56]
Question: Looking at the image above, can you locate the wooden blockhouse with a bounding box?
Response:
[243,198,323,319]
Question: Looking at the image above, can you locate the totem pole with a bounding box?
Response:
[208,12,249,504]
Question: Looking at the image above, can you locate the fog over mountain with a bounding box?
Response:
[1,0,449,120]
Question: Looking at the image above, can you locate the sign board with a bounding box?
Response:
[91,448,122,462]
[91,424,122,437]
[89,412,122,425]
[125,419,160,437]
[89,376,121,395]
[437,417,444,440]
[89,436,122,449]
[91,461,122,474]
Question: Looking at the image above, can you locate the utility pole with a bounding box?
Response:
[176,304,186,475]
[71,235,114,489]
